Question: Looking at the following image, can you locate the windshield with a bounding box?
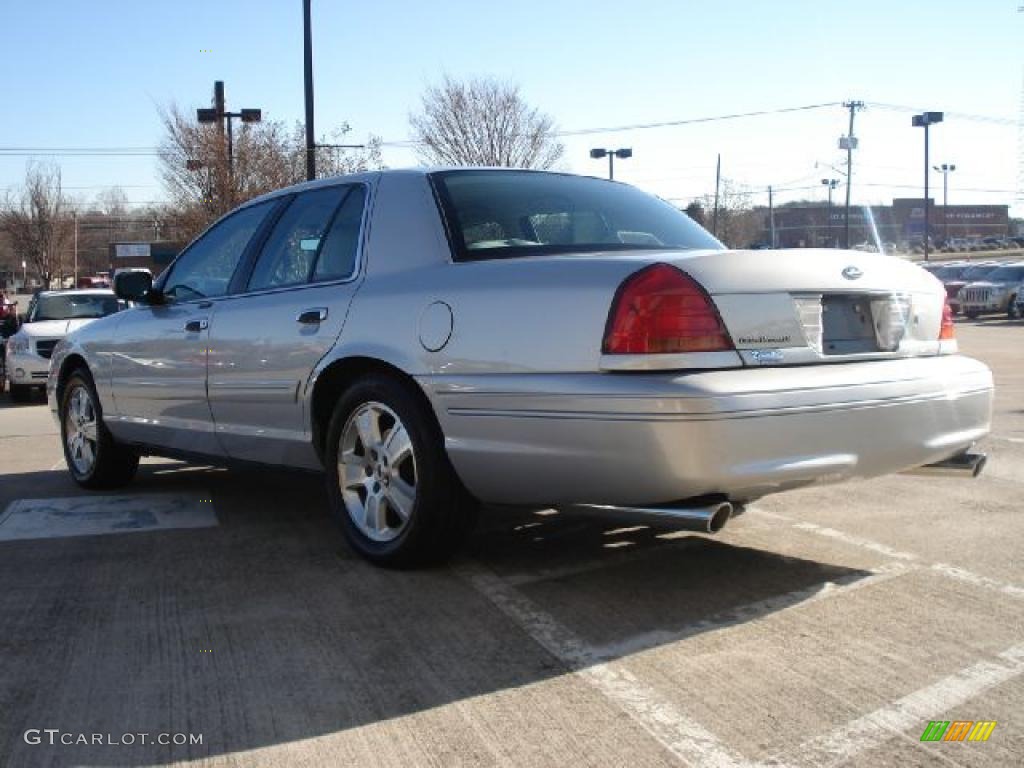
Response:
[962,265,998,281]
[431,170,724,261]
[984,266,1024,283]
[29,293,126,322]
[934,266,967,280]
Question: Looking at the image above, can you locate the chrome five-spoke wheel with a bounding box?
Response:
[338,401,417,542]
[65,385,99,475]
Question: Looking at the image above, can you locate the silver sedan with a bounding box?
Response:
[48,169,993,566]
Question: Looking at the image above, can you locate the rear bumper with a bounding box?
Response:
[420,355,993,506]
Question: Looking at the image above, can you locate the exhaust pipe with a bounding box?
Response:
[903,451,987,479]
[569,500,734,534]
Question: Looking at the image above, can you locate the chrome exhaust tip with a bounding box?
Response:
[568,500,734,534]
[903,451,987,479]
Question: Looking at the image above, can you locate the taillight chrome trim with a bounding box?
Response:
[599,350,744,372]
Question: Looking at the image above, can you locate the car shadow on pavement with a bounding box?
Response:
[0,462,871,765]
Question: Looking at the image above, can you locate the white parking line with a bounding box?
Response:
[455,561,753,768]
[777,643,1024,767]
[590,562,914,662]
[931,562,1024,601]
[749,508,1024,599]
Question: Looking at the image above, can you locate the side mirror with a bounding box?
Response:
[114,270,154,303]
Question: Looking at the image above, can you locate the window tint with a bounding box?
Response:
[431,170,723,262]
[313,186,366,281]
[164,201,275,302]
[248,187,348,291]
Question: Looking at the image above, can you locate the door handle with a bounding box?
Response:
[296,307,328,324]
[184,318,209,333]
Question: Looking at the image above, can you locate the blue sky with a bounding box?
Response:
[1,0,1020,214]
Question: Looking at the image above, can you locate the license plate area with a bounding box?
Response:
[821,295,880,355]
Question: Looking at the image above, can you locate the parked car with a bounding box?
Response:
[930,263,991,315]
[5,289,126,401]
[958,262,1024,319]
[47,169,993,566]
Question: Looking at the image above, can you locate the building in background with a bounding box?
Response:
[767,199,1009,248]
[107,241,183,276]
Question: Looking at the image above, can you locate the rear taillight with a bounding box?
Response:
[603,263,733,354]
[939,298,956,340]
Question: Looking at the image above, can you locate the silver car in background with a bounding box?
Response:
[48,169,993,566]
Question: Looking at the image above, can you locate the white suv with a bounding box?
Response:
[5,290,126,401]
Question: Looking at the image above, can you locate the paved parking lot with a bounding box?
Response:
[0,322,1021,767]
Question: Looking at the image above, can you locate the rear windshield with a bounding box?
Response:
[30,293,125,322]
[430,170,723,262]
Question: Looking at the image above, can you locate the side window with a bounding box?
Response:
[247,187,348,291]
[164,201,275,302]
[313,186,367,282]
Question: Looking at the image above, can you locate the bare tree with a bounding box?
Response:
[0,162,73,287]
[409,75,564,169]
[693,180,763,248]
[158,103,382,240]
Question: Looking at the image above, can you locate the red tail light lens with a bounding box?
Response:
[603,263,734,354]
[939,297,956,340]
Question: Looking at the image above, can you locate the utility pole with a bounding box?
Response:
[712,153,721,237]
[73,211,78,284]
[768,185,775,248]
[841,100,864,249]
[303,0,316,181]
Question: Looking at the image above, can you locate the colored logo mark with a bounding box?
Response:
[920,720,997,742]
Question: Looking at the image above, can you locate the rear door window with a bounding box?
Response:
[247,187,350,291]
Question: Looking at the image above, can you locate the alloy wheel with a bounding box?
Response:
[65,385,99,475]
[337,401,417,542]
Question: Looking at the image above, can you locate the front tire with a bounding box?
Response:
[60,370,139,489]
[325,374,477,568]
[1007,296,1019,320]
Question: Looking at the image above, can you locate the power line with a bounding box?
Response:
[869,102,1017,127]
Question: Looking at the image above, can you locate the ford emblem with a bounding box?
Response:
[842,266,863,280]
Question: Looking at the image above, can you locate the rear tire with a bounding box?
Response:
[324,374,477,568]
[60,370,139,489]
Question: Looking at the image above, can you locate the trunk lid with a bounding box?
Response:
[603,247,946,365]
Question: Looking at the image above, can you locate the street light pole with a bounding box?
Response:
[933,163,956,242]
[821,178,839,247]
[912,112,944,261]
[303,0,316,181]
[198,90,262,205]
[589,147,633,180]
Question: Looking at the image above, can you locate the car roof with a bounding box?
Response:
[36,289,115,297]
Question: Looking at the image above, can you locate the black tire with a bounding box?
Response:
[60,369,139,489]
[324,374,477,568]
[9,383,31,402]
[965,311,980,320]
[1007,297,1019,320]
